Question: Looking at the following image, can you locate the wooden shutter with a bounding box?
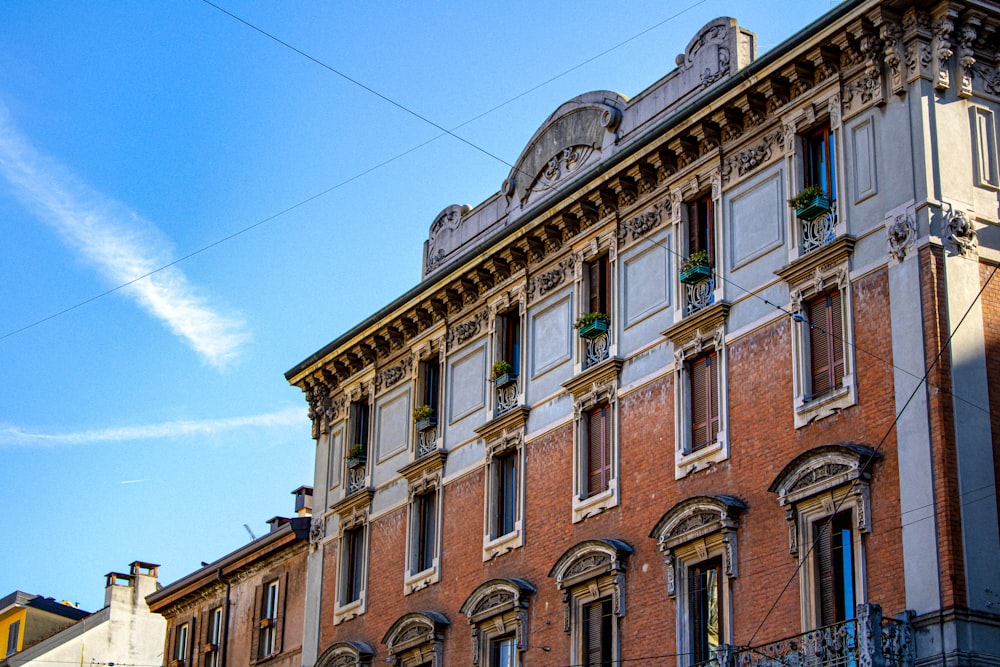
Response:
[815,519,837,626]
[249,583,262,663]
[690,353,718,450]
[587,405,611,497]
[588,256,609,314]
[196,610,208,667]
[809,291,844,399]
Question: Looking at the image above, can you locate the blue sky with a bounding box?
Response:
[0,1,839,611]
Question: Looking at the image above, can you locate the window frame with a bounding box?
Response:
[650,495,745,667]
[172,622,190,667]
[564,363,622,523]
[6,620,19,657]
[482,430,526,560]
[769,444,879,631]
[670,320,729,479]
[203,606,223,667]
[549,539,632,667]
[258,579,279,660]
[332,502,371,625]
[779,243,857,428]
[403,469,443,594]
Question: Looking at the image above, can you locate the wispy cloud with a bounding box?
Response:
[120,479,149,485]
[0,406,304,448]
[0,101,249,368]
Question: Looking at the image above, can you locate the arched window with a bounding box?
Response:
[382,612,449,667]
[769,444,880,630]
[549,539,632,667]
[314,641,375,667]
[460,578,535,667]
[650,495,746,666]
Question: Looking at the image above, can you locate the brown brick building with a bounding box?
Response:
[147,489,312,667]
[286,2,1000,666]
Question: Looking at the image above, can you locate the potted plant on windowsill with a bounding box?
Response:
[412,404,436,431]
[346,442,366,467]
[788,184,831,221]
[574,312,610,339]
[679,250,711,284]
[491,360,517,388]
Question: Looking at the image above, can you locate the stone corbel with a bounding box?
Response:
[932,5,958,90]
[903,8,933,82]
[957,13,982,98]
[881,17,906,95]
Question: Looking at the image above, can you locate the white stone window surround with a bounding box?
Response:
[769,443,880,631]
[331,498,372,626]
[549,539,632,667]
[573,233,619,372]
[382,611,450,667]
[670,172,724,321]
[481,429,526,561]
[562,358,623,523]
[663,302,731,480]
[402,463,445,595]
[460,578,535,666]
[777,236,857,428]
[650,495,746,666]
[781,92,845,262]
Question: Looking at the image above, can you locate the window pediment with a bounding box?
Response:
[460,578,535,624]
[548,539,632,591]
[316,641,375,667]
[769,443,881,506]
[382,611,449,666]
[649,495,747,552]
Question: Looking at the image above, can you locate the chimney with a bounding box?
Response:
[292,486,313,517]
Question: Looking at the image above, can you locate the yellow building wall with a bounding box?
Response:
[0,607,28,656]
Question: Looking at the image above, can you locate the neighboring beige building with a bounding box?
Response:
[1,562,166,667]
[147,488,312,667]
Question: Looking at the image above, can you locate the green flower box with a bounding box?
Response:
[794,194,831,221]
[679,264,712,284]
[577,319,610,339]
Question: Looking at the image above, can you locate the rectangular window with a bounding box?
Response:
[6,620,20,657]
[805,123,836,199]
[205,607,223,667]
[687,195,715,262]
[587,255,610,315]
[413,490,437,574]
[421,356,440,416]
[689,558,722,665]
[258,580,279,659]
[689,352,720,451]
[499,312,521,373]
[494,449,518,538]
[342,526,365,605]
[173,623,189,664]
[582,598,613,667]
[814,511,856,626]
[490,636,517,667]
[352,400,370,454]
[808,290,845,401]
[585,404,611,499]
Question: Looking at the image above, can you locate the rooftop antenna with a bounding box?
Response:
[243,524,257,541]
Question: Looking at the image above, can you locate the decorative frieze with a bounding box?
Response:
[527,256,575,302]
[447,310,488,350]
[721,129,784,183]
[616,198,669,247]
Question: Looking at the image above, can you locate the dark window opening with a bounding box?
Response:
[585,404,611,498]
[494,450,518,537]
[814,511,856,626]
[689,557,722,665]
[808,290,844,400]
[413,490,437,573]
[805,123,836,200]
[582,597,613,667]
[687,195,715,263]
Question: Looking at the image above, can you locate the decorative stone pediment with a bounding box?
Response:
[650,495,746,551]
[769,443,881,505]
[503,91,626,206]
[316,641,375,667]
[460,578,535,625]
[382,611,449,666]
[548,538,632,591]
